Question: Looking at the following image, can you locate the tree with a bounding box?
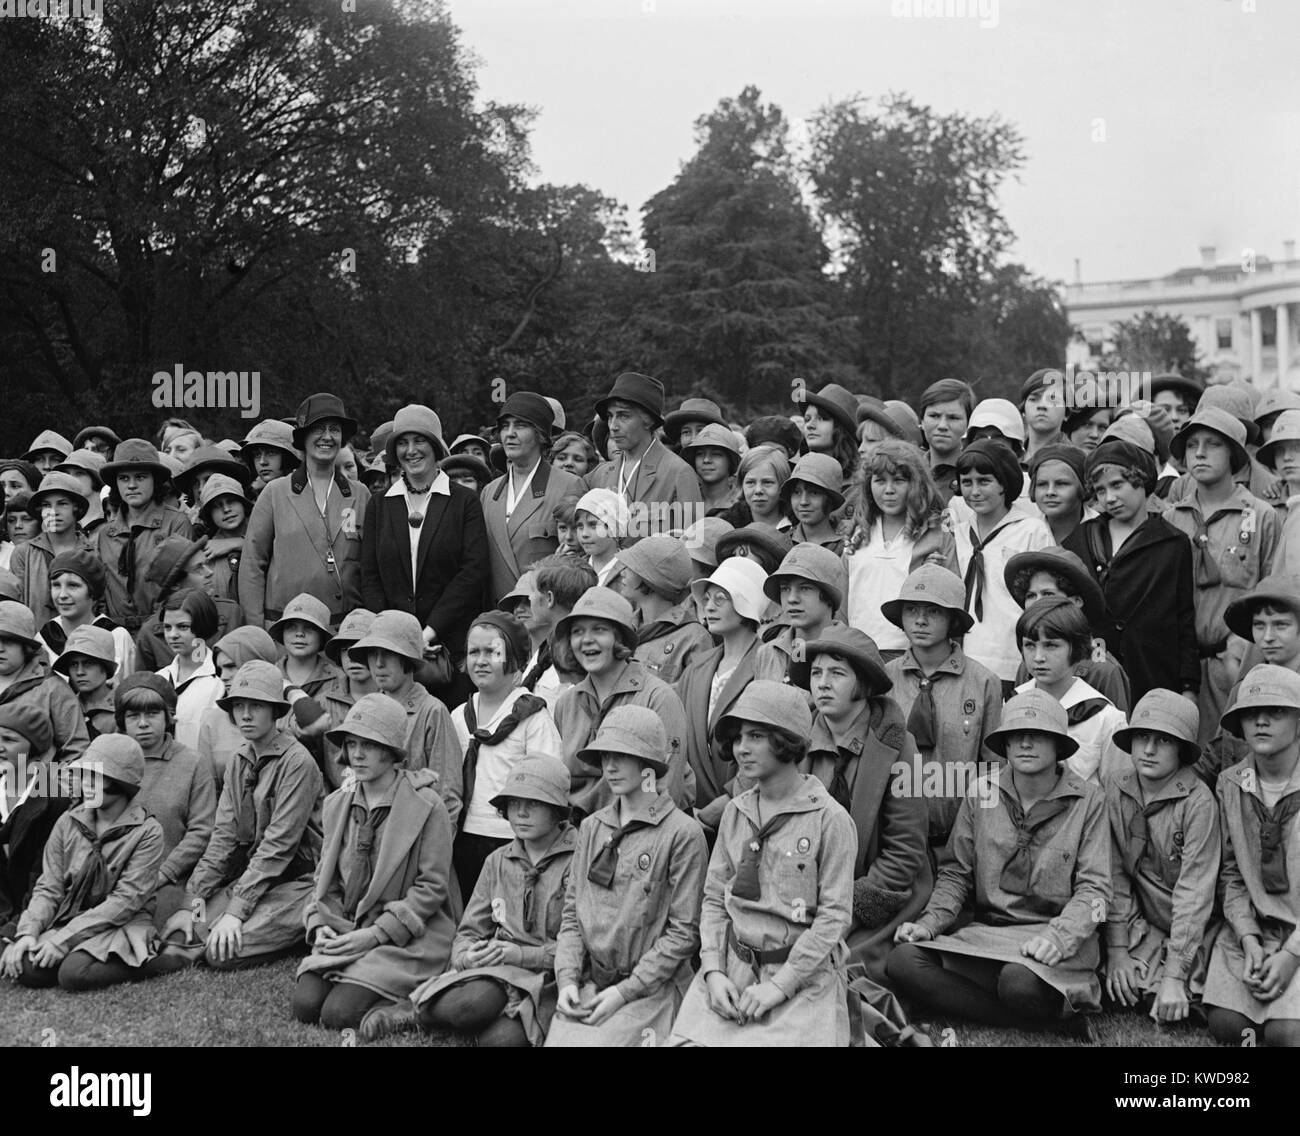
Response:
[1095,310,1212,384]
[808,93,1026,402]
[631,86,857,415]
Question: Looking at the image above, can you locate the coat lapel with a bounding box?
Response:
[414,493,451,584]
[505,461,552,539]
[357,776,431,916]
[482,478,514,575]
[706,639,760,732]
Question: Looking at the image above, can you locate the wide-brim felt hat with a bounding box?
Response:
[615,534,693,601]
[804,626,892,696]
[1150,373,1204,404]
[73,426,122,452]
[984,689,1079,758]
[497,573,535,612]
[240,419,303,462]
[714,524,793,571]
[269,592,335,641]
[680,423,741,471]
[796,383,859,437]
[1254,389,1300,425]
[1003,547,1105,625]
[763,543,846,611]
[554,586,638,652]
[69,734,146,789]
[1256,411,1300,469]
[440,454,494,485]
[780,452,846,510]
[174,445,252,495]
[145,536,208,592]
[855,396,905,439]
[0,701,54,755]
[882,563,974,634]
[386,404,449,464]
[1198,385,1261,446]
[489,753,572,813]
[1220,664,1300,737]
[292,393,359,449]
[0,600,40,647]
[714,680,813,747]
[595,372,667,425]
[968,398,1027,445]
[198,473,253,516]
[679,516,734,569]
[576,704,670,776]
[28,472,90,520]
[663,398,727,443]
[449,433,489,456]
[53,624,118,678]
[325,692,408,754]
[55,450,106,489]
[101,439,171,483]
[22,430,73,463]
[1224,574,1300,641]
[1112,689,1201,763]
[1169,407,1250,473]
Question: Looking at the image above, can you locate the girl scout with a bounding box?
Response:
[1104,690,1220,1022]
[670,682,856,1047]
[2,735,165,991]
[293,694,457,1033]
[547,705,707,1047]
[1204,666,1300,1047]
[157,660,323,972]
[392,754,576,1046]
[889,690,1112,1032]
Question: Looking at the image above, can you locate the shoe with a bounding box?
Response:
[359,1001,419,1042]
[1062,1014,1096,1044]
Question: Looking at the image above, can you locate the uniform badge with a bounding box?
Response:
[963,699,976,715]
[637,853,651,871]
[796,837,811,854]
[664,643,675,653]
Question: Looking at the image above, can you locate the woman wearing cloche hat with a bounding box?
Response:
[292,693,459,1035]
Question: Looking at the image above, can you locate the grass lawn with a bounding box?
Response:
[0,959,1221,1047]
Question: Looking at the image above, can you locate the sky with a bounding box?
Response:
[450,0,1300,286]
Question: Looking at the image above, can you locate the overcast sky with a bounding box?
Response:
[453,0,1299,286]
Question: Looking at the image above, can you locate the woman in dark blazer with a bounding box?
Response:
[360,404,490,706]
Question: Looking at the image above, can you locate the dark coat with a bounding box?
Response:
[1064,513,1198,703]
[0,787,71,931]
[360,481,490,658]
[481,460,581,603]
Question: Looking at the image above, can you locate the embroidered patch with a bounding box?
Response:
[664,643,675,653]
[637,853,651,871]
[963,699,977,715]
[797,837,811,854]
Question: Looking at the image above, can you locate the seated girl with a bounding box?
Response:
[196,625,283,792]
[669,681,856,1047]
[0,599,88,762]
[291,694,457,1034]
[319,609,378,790]
[1204,665,1300,1047]
[1,735,165,991]
[381,754,576,1046]
[1013,596,1129,786]
[154,660,322,972]
[889,689,1112,1033]
[546,706,707,1047]
[115,673,217,925]
[1104,690,1219,1023]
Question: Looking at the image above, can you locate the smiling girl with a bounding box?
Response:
[573,488,628,588]
[155,588,224,753]
[890,689,1112,1034]
[38,551,136,679]
[844,440,954,657]
[782,453,845,553]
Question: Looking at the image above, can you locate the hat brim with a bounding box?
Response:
[554,612,637,654]
[680,441,740,472]
[715,529,789,568]
[984,725,1079,759]
[53,649,117,678]
[1169,425,1249,473]
[100,459,171,483]
[663,409,728,442]
[595,395,664,426]
[762,571,844,614]
[292,414,359,450]
[324,722,405,753]
[323,638,361,666]
[802,636,892,696]
[880,596,974,635]
[575,740,669,776]
[1002,553,1105,625]
[347,634,423,665]
[27,488,89,520]
[488,787,570,813]
[779,476,845,512]
[855,403,905,438]
[1224,590,1300,641]
[270,612,334,641]
[1111,725,1199,764]
[798,391,857,437]
[176,459,251,493]
[216,694,291,716]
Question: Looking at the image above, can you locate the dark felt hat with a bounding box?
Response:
[292,393,358,449]
[596,373,666,425]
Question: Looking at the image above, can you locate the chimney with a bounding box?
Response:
[1199,245,1216,268]
[1073,258,1081,284]
[1285,240,1296,261]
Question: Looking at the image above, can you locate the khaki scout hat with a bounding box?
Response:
[1224,574,1300,641]
[1220,664,1300,738]
[197,473,253,519]
[69,733,146,789]
[804,625,893,696]
[0,702,54,755]
[240,419,302,464]
[0,601,39,648]
[780,452,846,512]
[596,372,667,426]
[28,471,90,521]
[22,430,73,464]
[498,572,535,613]
[679,515,733,569]
[984,689,1079,759]
[325,608,377,665]
[882,563,974,635]
[216,659,290,717]
[269,592,334,642]
[1256,411,1300,470]
[1254,389,1300,429]
[663,398,727,445]
[174,445,250,497]
[325,693,408,757]
[53,624,118,678]
[348,609,425,665]
[680,422,741,472]
[1170,407,1249,473]
[55,449,107,490]
[616,534,693,602]
[554,587,639,653]
[764,543,847,611]
[577,705,670,777]
[714,680,813,749]
[689,556,770,625]
[1113,689,1201,764]
[101,438,171,484]
[489,754,572,813]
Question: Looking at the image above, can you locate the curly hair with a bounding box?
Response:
[845,439,945,552]
[1016,597,1091,665]
[712,719,809,765]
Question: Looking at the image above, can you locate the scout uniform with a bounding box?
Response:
[15,736,165,986]
[547,708,708,1047]
[897,692,1112,1015]
[1013,673,1128,788]
[270,593,343,699]
[410,756,578,1046]
[1163,408,1281,744]
[1204,668,1300,1026]
[195,626,284,792]
[178,662,323,965]
[883,565,1002,851]
[1105,696,1220,1000]
[551,588,694,817]
[348,610,463,826]
[781,452,849,557]
[670,684,857,1047]
[298,696,458,1015]
[0,601,89,764]
[51,624,121,742]
[754,544,850,684]
[618,534,713,684]
[197,472,251,603]
[8,471,96,628]
[801,631,931,983]
[318,608,377,789]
